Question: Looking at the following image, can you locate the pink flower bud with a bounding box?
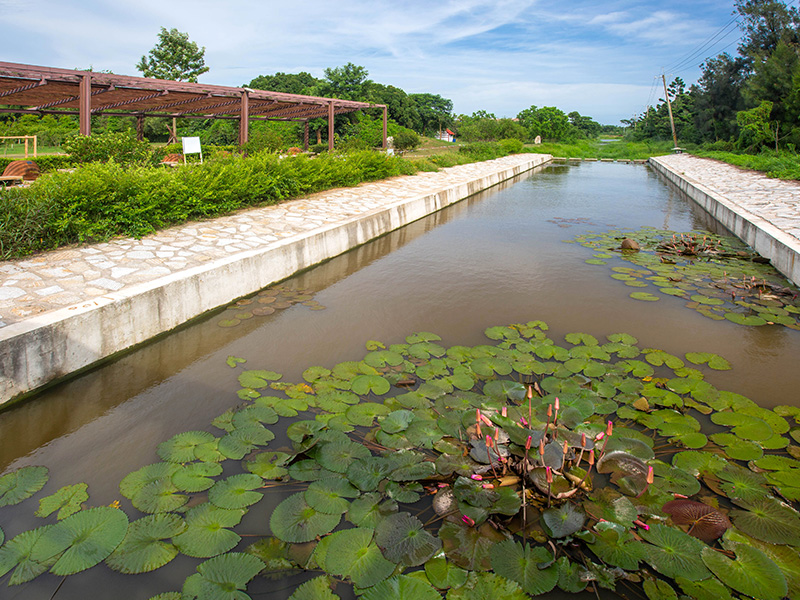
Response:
[470,474,483,481]
[545,466,553,483]
[461,515,475,527]
[527,385,533,400]
[634,519,649,531]
[554,397,560,411]
[520,417,528,427]
[646,466,654,485]
[501,406,507,417]
[482,483,494,489]
[525,435,532,450]
[606,421,613,437]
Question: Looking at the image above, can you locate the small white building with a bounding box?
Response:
[436,129,456,143]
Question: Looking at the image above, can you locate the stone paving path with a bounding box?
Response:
[0,155,539,329]
[656,153,800,241]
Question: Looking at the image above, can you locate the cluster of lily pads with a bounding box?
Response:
[218,285,325,328]
[2,322,800,600]
[570,227,800,328]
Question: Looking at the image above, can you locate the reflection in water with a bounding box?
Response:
[1,162,799,599]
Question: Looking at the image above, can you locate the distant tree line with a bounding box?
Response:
[628,0,800,151]
[0,27,616,152]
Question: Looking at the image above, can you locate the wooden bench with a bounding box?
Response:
[0,160,40,186]
[160,153,183,166]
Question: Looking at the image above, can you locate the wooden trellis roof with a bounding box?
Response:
[0,61,387,147]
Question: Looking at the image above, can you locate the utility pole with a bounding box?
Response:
[662,74,679,150]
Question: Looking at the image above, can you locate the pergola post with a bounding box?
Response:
[79,74,91,135]
[328,102,334,151]
[136,115,144,141]
[303,121,309,150]
[239,91,249,146]
[382,106,388,149]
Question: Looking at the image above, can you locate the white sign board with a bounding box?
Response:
[182,137,202,155]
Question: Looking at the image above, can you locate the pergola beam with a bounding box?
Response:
[239,91,249,146]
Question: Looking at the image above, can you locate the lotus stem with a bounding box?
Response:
[599,420,613,457]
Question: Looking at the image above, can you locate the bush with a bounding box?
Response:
[392,129,420,152]
[0,155,74,173]
[62,130,158,166]
[497,138,524,154]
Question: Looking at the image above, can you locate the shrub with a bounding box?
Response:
[62,130,158,166]
[392,129,420,152]
[497,138,524,154]
[0,155,74,173]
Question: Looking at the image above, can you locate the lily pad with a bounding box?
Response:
[194,552,265,599]
[375,512,441,566]
[35,483,88,520]
[0,466,49,507]
[320,527,395,588]
[270,492,341,543]
[360,574,442,600]
[208,474,264,510]
[172,504,245,558]
[105,513,186,574]
[640,523,711,581]
[489,539,558,595]
[702,541,787,600]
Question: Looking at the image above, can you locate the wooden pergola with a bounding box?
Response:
[0,61,387,151]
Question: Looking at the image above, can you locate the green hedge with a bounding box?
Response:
[0,150,417,259]
[0,155,75,173]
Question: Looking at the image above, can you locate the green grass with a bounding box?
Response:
[526,139,677,160]
[692,148,800,180]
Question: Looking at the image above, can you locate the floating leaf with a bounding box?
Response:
[345,403,391,427]
[0,466,48,507]
[439,520,508,571]
[105,513,186,574]
[347,492,398,529]
[172,504,244,558]
[489,539,558,595]
[171,461,223,493]
[238,369,282,388]
[31,506,129,576]
[446,571,528,600]
[270,492,341,543]
[661,499,731,543]
[195,552,265,598]
[702,541,787,600]
[730,496,800,545]
[360,574,442,600]
[630,292,660,302]
[318,441,372,473]
[157,431,216,463]
[0,525,57,585]
[35,483,88,520]
[208,474,264,510]
[351,374,391,395]
[375,512,441,566]
[424,556,468,590]
[685,352,731,370]
[640,523,710,581]
[132,478,187,514]
[587,522,644,570]
[542,503,585,538]
[288,575,338,600]
[319,527,395,588]
[305,477,359,514]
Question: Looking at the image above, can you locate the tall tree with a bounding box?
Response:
[246,72,320,95]
[136,27,209,82]
[320,63,372,101]
[735,0,800,61]
[408,93,453,137]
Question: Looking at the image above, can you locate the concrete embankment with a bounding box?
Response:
[0,153,552,404]
[649,154,800,287]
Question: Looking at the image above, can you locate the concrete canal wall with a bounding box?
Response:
[0,153,552,404]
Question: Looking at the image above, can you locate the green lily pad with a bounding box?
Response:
[439,520,508,571]
[172,503,244,558]
[171,461,223,493]
[305,477,359,515]
[0,466,49,507]
[702,541,787,600]
[375,512,441,566]
[446,571,529,600]
[489,539,558,595]
[31,506,129,576]
[35,483,88,520]
[424,556,468,590]
[346,403,391,426]
[287,575,338,600]
[360,574,443,600]
[351,374,391,395]
[270,492,341,543]
[0,525,57,585]
[730,496,800,545]
[194,552,265,598]
[105,513,186,574]
[157,431,216,463]
[630,292,660,302]
[346,492,398,529]
[542,503,585,538]
[238,369,282,388]
[208,474,264,510]
[244,451,291,480]
[317,441,372,473]
[319,527,395,588]
[587,522,644,570]
[640,523,711,581]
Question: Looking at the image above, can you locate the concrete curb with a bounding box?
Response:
[0,154,551,404]
[649,156,800,287]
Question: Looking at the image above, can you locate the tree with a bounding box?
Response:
[319,63,372,101]
[136,27,209,82]
[735,0,800,61]
[246,72,320,95]
[408,93,453,137]
[692,54,748,142]
[736,100,776,149]
[517,106,570,141]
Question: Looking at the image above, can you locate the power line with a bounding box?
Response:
[665,17,742,73]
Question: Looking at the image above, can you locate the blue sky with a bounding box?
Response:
[1,0,744,124]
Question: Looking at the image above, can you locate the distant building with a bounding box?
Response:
[436,129,456,143]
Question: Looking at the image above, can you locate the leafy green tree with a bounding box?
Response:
[246,72,320,95]
[136,27,209,82]
[736,100,777,149]
[408,93,453,137]
[367,83,420,131]
[567,112,602,138]
[744,40,800,134]
[517,106,570,141]
[456,112,526,142]
[319,63,372,101]
[692,54,748,142]
[735,0,800,60]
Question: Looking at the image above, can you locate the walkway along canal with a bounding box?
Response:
[0,154,551,404]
